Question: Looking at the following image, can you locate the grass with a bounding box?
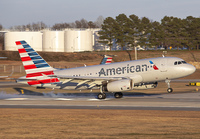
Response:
[0,109,200,138]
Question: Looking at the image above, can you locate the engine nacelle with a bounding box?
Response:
[133,82,157,90]
[102,79,132,92]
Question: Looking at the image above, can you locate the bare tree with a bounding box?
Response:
[88,21,97,28]
[80,18,88,28]
[52,23,71,30]
[95,16,104,28]
[10,22,47,31]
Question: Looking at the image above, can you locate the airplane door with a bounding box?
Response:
[160,58,167,72]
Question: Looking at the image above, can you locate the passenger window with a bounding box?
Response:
[174,61,177,65]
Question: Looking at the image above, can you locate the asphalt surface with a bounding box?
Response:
[1,91,200,111]
[0,82,28,88]
[1,82,200,111]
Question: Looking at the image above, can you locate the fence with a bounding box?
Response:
[0,65,70,74]
[0,65,25,73]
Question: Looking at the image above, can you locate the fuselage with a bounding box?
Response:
[17,56,196,90]
[54,57,195,83]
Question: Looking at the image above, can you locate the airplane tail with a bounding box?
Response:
[16,40,59,85]
[100,55,113,64]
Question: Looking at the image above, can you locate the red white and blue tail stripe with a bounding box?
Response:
[16,40,60,86]
[100,55,113,64]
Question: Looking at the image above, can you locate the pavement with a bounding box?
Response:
[0,81,200,111]
[0,89,200,111]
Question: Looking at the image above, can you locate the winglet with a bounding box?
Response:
[100,55,113,64]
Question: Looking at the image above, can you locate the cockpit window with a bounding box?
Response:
[174,61,187,65]
[182,61,187,64]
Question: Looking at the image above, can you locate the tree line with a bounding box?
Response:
[0,14,200,50]
[0,16,104,31]
[98,14,200,50]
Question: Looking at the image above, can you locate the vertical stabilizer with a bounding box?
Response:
[16,40,59,85]
[100,55,113,64]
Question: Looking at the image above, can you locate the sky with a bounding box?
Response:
[0,0,200,29]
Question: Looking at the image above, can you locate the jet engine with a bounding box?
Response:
[102,79,132,92]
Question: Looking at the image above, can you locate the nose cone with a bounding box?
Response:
[184,64,196,75]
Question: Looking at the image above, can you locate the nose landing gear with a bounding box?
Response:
[165,80,173,93]
[167,88,173,93]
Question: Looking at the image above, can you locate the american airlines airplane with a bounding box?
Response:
[100,55,113,64]
[16,40,196,99]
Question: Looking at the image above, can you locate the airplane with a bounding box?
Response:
[100,55,113,64]
[16,40,196,99]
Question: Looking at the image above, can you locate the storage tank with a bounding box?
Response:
[91,28,103,51]
[42,31,64,52]
[64,29,93,52]
[4,32,42,51]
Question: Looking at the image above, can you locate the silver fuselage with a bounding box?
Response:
[18,57,196,90]
[54,57,195,82]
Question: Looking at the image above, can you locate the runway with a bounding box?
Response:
[0,82,28,88]
[0,81,200,111]
[1,90,200,111]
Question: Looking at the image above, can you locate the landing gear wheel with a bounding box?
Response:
[114,92,123,98]
[97,93,106,99]
[167,88,173,93]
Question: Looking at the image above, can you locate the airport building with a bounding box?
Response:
[4,28,101,52]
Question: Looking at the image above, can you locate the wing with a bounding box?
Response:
[47,75,125,89]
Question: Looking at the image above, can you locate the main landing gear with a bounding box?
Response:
[97,86,107,99]
[114,92,123,98]
[165,80,173,93]
[97,86,123,99]
[97,93,106,99]
[97,92,124,99]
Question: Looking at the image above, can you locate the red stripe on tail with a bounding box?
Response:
[18,48,26,53]
[21,56,32,62]
[15,41,22,45]
[24,64,37,70]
